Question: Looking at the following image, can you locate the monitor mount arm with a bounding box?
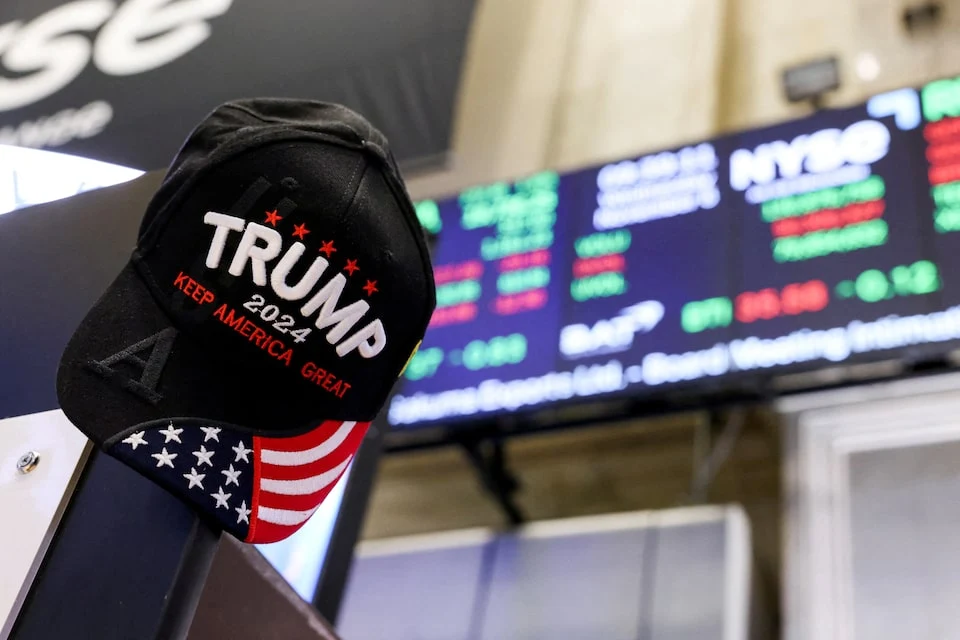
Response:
[459,437,525,527]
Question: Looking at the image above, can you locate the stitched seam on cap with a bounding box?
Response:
[225,102,365,145]
[377,173,437,324]
[334,157,368,228]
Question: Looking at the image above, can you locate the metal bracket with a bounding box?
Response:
[459,438,525,526]
[689,409,747,504]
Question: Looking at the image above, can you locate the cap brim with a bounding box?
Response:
[57,262,321,447]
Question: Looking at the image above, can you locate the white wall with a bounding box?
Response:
[406,0,960,201]
[407,0,727,199]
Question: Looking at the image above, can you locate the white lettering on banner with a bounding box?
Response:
[203,212,385,359]
[729,120,891,192]
[388,307,960,425]
[0,100,112,148]
[0,0,233,112]
[94,0,231,76]
[0,1,115,112]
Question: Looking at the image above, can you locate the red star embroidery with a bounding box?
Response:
[344,259,360,276]
[319,240,337,257]
[264,209,282,226]
[292,223,310,240]
[363,280,378,296]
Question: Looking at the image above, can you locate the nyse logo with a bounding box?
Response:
[729,120,890,191]
[560,301,664,359]
[0,0,233,112]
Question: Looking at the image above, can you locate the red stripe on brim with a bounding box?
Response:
[248,421,370,543]
[258,423,366,481]
[258,420,349,452]
[258,475,344,513]
[248,520,304,544]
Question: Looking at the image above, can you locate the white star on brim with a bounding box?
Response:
[235,500,251,525]
[123,431,148,450]
[159,423,183,444]
[232,441,252,463]
[152,448,177,468]
[193,445,215,467]
[200,426,221,442]
[221,464,241,487]
[183,467,206,490]
[211,486,231,509]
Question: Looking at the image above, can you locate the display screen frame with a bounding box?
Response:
[385,77,960,443]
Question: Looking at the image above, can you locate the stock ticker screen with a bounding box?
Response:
[387,77,960,429]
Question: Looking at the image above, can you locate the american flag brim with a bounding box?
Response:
[108,418,370,544]
[247,419,370,543]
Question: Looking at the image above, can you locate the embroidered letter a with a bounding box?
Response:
[86,328,177,404]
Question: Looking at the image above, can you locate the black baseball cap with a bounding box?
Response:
[56,99,435,543]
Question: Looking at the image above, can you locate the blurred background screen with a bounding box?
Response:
[389,79,960,432]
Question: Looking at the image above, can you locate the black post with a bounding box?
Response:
[10,452,221,640]
[312,418,388,625]
[1,174,223,640]
[460,437,525,526]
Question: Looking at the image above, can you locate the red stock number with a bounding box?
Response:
[735,280,828,323]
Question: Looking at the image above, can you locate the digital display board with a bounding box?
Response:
[918,78,960,312]
[388,172,570,423]
[722,101,937,371]
[388,77,960,429]
[556,137,740,391]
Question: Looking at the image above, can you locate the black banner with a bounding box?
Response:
[0,0,476,170]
